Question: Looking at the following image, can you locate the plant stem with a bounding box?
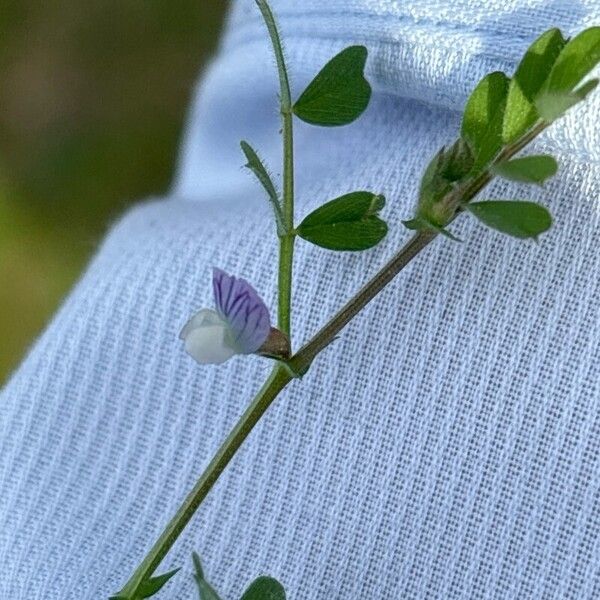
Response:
[117,365,293,599]
[256,0,295,339]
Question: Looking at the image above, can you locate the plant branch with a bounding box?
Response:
[256,0,296,340]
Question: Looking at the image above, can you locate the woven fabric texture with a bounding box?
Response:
[1,1,599,598]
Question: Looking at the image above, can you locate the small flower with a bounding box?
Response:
[180,268,271,365]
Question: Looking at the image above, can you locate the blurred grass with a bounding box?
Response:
[0,1,227,383]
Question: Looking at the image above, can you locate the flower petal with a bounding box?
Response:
[180,309,237,365]
[212,268,271,354]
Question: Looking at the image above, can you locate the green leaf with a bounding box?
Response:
[502,81,537,143]
[515,28,566,100]
[503,28,566,142]
[137,568,180,598]
[240,140,285,235]
[535,78,599,121]
[543,27,600,94]
[297,191,387,251]
[192,553,222,600]
[461,71,510,169]
[536,27,600,120]
[491,155,558,185]
[293,46,371,126]
[240,576,286,600]
[466,200,552,239]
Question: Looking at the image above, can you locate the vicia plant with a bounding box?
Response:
[112,1,600,597]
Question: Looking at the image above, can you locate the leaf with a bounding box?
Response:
[466,200,552,239]
[536,78,599,121]
[461,71,510,169]
[192,553,223,600]
[293,46,371,126]
[514,28,566,100]
[297,191,387,250]
[503,28,566,142]
[502,81,537,143]
[240,140,285,235]
[543,27,600,94]
[536,27,600,120]
[491,155,558,185]
[137,568,181,598]
[240,576,286,600]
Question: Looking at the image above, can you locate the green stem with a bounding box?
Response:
[117,365,293,599]
[256,0,295,339]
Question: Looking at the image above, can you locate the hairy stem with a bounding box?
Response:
[256,0,295,339]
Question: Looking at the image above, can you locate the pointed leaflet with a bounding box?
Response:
[503,28,566,142]
[514,28,567,100]
[466,200,552,239]
[240,141,285,235]
[193,553,223,600]
[137,568,181,598]
[240,576,286,600]
[293,46,371,126]
[536,27,600,120]
[461,71,510,169]
[491,155,558,185]
[296,191,387,251]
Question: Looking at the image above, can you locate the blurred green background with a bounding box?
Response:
[0,2,227,383]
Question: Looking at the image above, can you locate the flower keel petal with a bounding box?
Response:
[180,309,238,365]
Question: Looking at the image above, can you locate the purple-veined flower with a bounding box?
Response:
[180,268,272,365]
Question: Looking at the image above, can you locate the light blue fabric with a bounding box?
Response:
[1,1,599,598]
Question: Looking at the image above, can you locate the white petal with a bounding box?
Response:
[180,309,237,365]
